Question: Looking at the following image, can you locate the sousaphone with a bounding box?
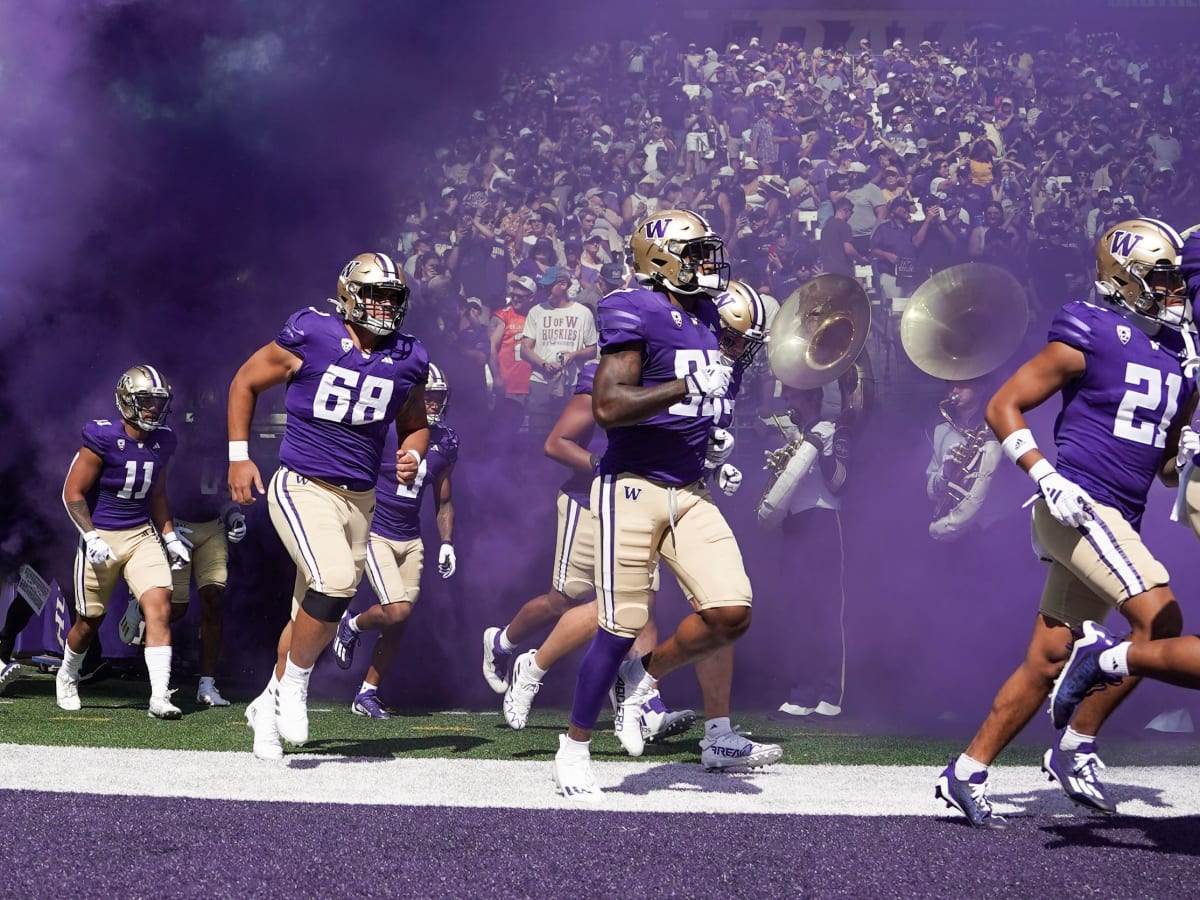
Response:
[767,274,872,389]
[899,263,1029,380]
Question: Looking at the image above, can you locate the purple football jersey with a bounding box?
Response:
[275,307,429,491]
[1049,300,1197,529]
[166,414,227,522]
[81,419,178,530]
[372,422,459,541]
[596,287,738,485]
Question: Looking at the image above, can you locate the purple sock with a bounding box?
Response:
[568,628,635,731]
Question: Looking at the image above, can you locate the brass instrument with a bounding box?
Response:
[757,276,872,519]
[899,263,1028,381]
[767,274,872,389]
[932,395,992,519]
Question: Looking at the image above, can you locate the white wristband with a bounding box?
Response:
[1001,428,1037,465]
[229,440,250,462]
[82,530,98,542]
[405,448,422,465]
[1027,458,1055,484]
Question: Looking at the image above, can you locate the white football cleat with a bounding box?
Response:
[55,670,81,711]
[196,681,231,707]
[275,677,309,746]
[0,661,23,696]
[118,597,145,646]
[610,657,651,757]
[700,729,783,771]
[481,626,512,695]
[246,691,284,760]
[553,734,603,805]
[148,690,182,720]
[503,650,542,730]
[640,690,696,743]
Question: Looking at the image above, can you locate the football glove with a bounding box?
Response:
[684,362,732,399]
[1177,425,1200,472]
[225,510,248,543]
[717,463,742,496]
[83,531,115,567]
[705,427,736,469]
[1037,471,1095,528]
[162,532,191,570]
[438,543,457,579]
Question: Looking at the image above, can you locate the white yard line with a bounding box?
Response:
[1,743,1197,816]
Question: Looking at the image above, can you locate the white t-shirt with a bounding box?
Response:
[521,300,599,390]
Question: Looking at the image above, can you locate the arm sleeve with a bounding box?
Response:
[756,440,820,528]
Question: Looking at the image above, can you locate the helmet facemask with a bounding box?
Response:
[669,236,731,296]
[337,253,410,336]
[425,362,450,425]
[1096,219,1188,330]
[345,282,410,335]
[116,366,172,431]
[715,279,768,368]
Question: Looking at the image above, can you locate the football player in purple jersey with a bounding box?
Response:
[59,364,189,719]
[552,211,770,803]
[330,362,459,719]
[937,219,1197,827]
[487,357,695,743]
[228,252,429,760]
[157,385,247,709]
[506,282,777,775]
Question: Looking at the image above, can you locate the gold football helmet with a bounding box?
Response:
[1096,218,1186,324]
[715,279,768,368]
[115,365,172,431]
[336,252,410,335]
[629,208,729,296]
[425,361,450,425]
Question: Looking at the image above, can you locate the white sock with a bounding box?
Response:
[525,656,547,680]
[560,734,590,756]
[199,675,216,691]
[1059,726,1096,753]
[360,680,378,694]
[348,615,361,633]
[1098,642,1131,677]
[61,645,85,679]
[623,654,655,695]
[705,716,732,736]
[265,670,280,697]
[954,753,988,780]
[144,645,172,698]
[498,626,517,653]
[283,654,313,687]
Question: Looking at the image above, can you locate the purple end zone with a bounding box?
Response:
[2,790,1198,896]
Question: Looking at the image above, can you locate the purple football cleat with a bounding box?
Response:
[1048,620,1124,730]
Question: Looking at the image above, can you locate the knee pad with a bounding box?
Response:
[301,589,351,623]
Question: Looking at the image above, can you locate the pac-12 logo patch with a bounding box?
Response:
[670,310,683,329]
[341,338,354,353]
[1116,325,1131,345]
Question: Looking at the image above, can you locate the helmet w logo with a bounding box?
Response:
[1109,231,1143,258]
[644,218,673,240]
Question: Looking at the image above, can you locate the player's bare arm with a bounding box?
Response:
[434,467,454,544]
[63,447,103,535]
[148,466,175,537]
[544,393,598,473]
[986,341,1086,474]
[592,344,687,429]
[394,384,430,485]
[227,341,302,504]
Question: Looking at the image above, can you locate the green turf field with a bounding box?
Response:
[5,672,1200,767]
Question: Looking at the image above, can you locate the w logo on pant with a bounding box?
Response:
[623,486,643,501]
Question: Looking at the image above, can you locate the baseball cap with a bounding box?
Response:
[933,106,947,116]
[537,266,570,286]
[510,275,537,295]
[599,262,626,284]
[847,161,869,173]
